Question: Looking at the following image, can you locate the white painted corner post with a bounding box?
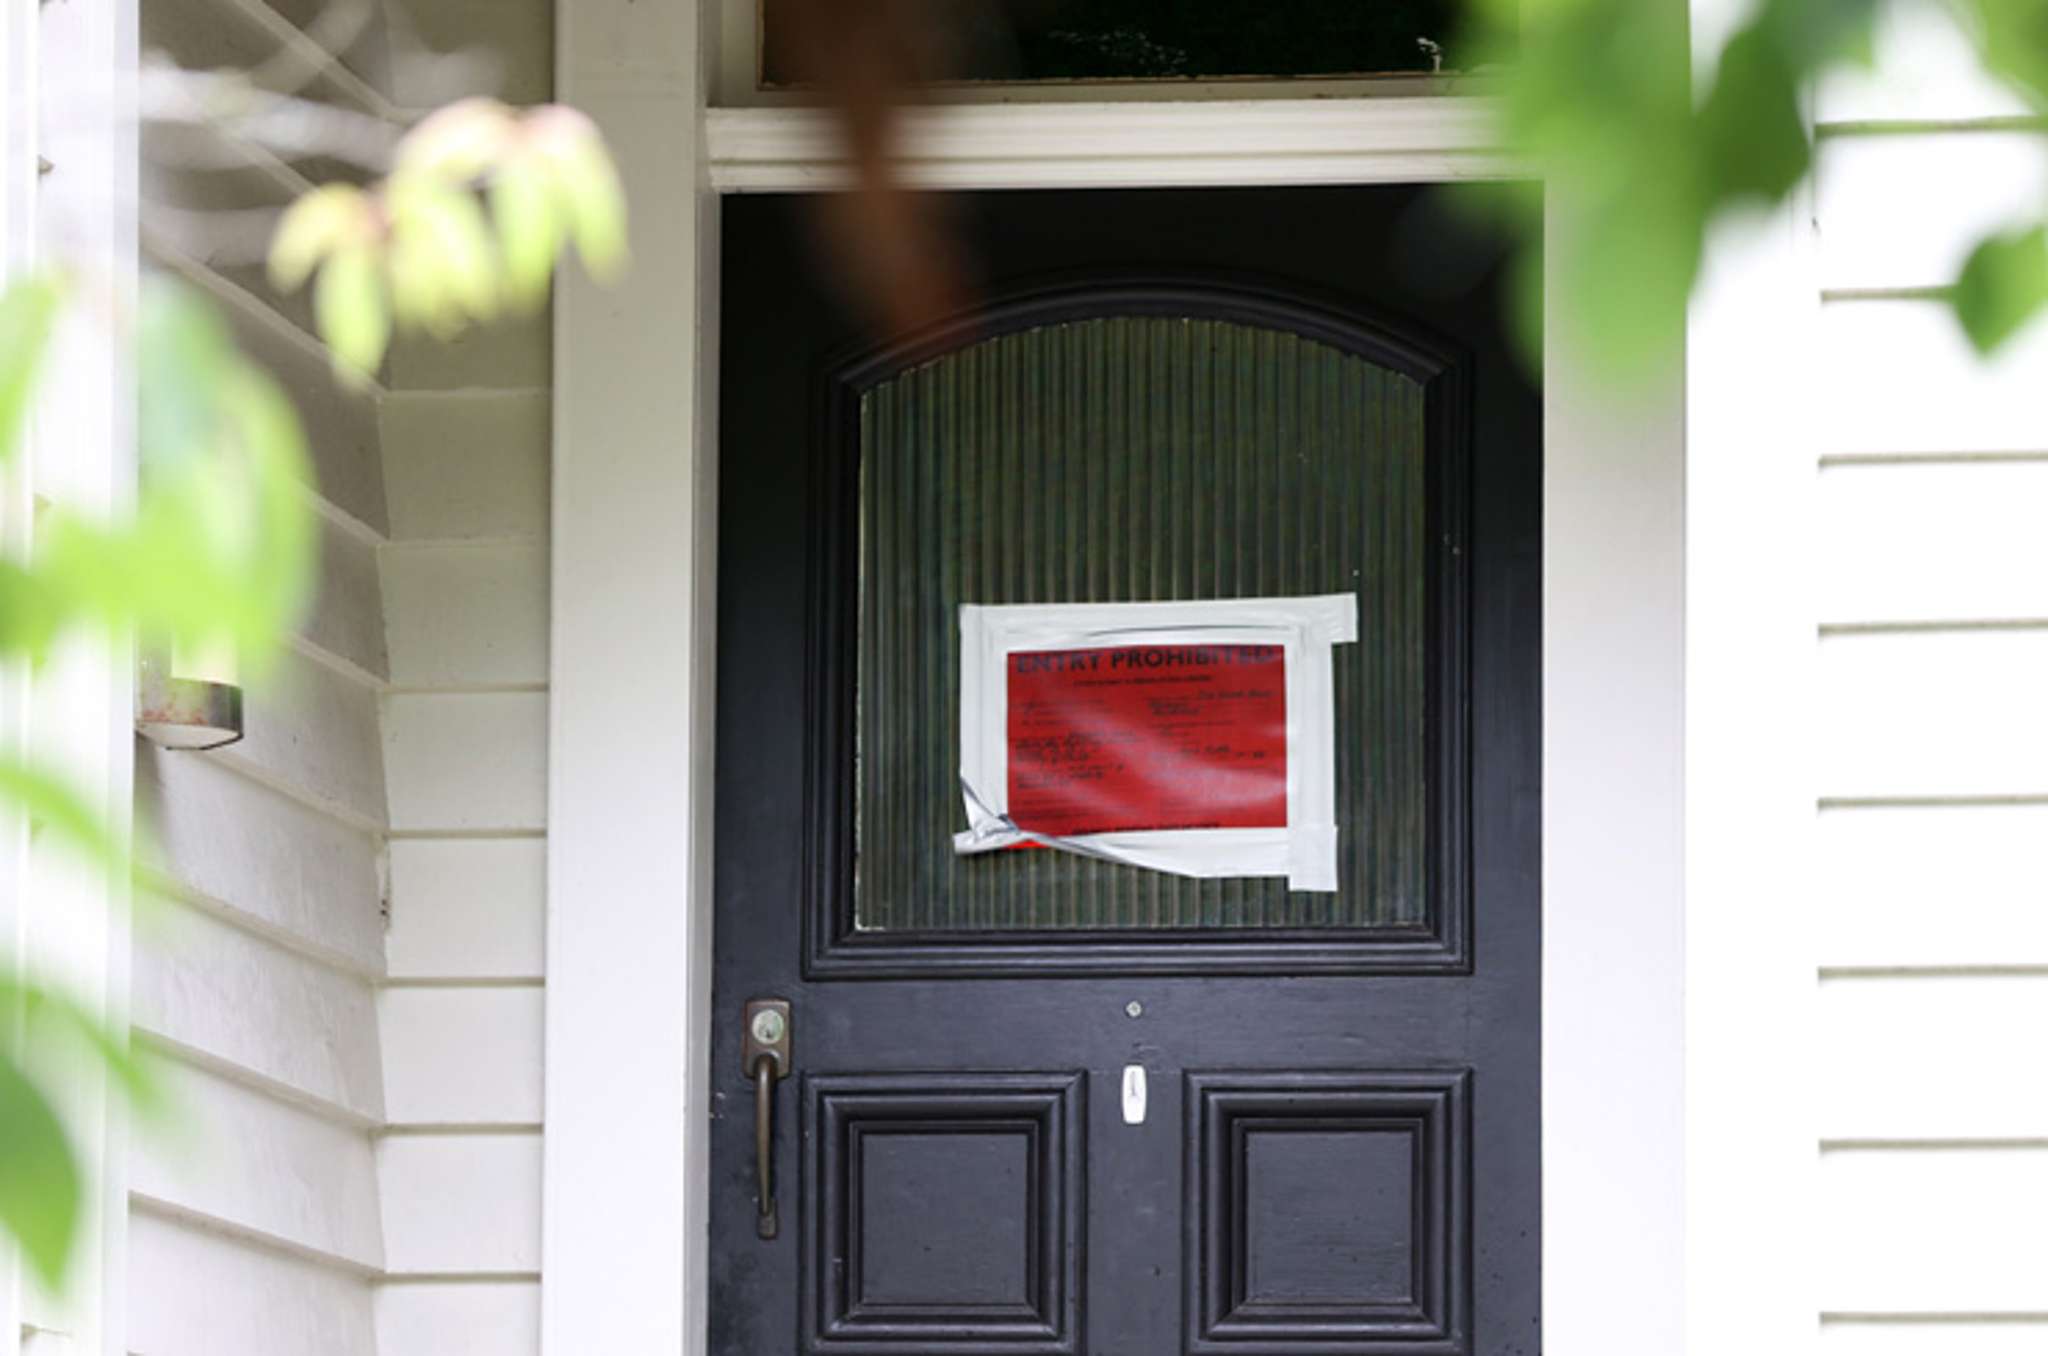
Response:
[546,0,719,1351]
[4,0,141,1351]
[1682,7,1823,1355]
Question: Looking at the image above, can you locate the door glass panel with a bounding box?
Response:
[855,316,1428,932]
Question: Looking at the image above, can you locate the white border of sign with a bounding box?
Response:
[954,595,1357,890]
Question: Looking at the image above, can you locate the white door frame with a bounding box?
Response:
[545,6,1691,1352]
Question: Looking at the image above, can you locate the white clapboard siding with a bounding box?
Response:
[1814,3,2032,125]
[139,0,390,124]
[304,514,391,679]
[1821,975,2048,1140]
[1819,301,2048,457]
[385,0,551,105]
[367,13,551,1336]
[383,692,549,832]
[140,144,326,346]
[1817,630,2048,800]
[135,896,384,1120]
[1823,1321,2048,1354]
[205,276,390,535]
[380,392,551,542]
[380,987,544,1126]
[1817,805,2048,968]
[130,1208,377,1356]
[385,837,547,980]
[216,644,387,829]
[1816,133,2048,292]
[375,1282,542,1354]
[1820,1147,2048,1313]
[382,542,550,688]
[377,1134,544,1274]
[134,1060,383,1268]
[1820,462,2048,625]
[387,311,551,392]
[135,749,385,974]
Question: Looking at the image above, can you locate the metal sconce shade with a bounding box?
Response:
[136,647,245,751]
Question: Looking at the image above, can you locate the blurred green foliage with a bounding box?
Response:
[271,99,627,383]
[1478,0,2048,372]
[0,94,625,1295]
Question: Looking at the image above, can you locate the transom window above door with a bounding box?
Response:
[758,0,1486,87]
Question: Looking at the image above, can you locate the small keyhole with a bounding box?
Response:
[751,1009,786,1045]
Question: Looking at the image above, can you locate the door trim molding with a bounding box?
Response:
[706,99,1522,192]
[549,17,1688,1351]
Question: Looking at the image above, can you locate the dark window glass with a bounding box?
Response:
[762,0,1485,87]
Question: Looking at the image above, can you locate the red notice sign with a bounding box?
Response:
[1005,644,1288,838]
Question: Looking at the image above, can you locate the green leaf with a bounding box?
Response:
[5,980,170,1128]
[393,97,517,183]
[387,178,500,333]
[489,159,562,309]
[0,1053,81,1293]
[1952,225,2048,353]
[0,759,122,873]
[0,275,65,467]
[0,561,65,659]
[314,245,390,385]
[268,185,375,295]
[530,108,628,282]
[1698,26,1813,205]
[1963,0,2048,113]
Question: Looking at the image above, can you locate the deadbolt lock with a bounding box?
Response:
[742,998,791,1081]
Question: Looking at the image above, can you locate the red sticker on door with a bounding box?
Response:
[1005,644,1287,837]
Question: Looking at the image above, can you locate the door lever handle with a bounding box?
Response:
[742,999,792,1239]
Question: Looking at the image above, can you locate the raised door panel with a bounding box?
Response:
[1187,1071,1471,1356]
[803,1073,1086,1356]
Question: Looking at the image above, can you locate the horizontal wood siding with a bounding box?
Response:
[376,383,549,1346]
[130,1209,378,1356]
[136,750,383,973]
[1820,462,2048,626]
[382,541,549,689]
[1817,631,2048,800]
[131,2,397,1338]
[384,838,546,980]
[376,1134,544,1274]
[132,1060,384,1268]
[383,691,548,832]
[1816,806,2048,968]
[379,392,550,542]
[375,1281,543,1354]
[1813,20,2048,1349]
[135,896,383,1120]
[1817,302,2048,457]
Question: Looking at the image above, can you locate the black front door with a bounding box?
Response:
[710,185,1540,1356]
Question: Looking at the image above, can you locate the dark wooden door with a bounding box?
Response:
[710,185,1540,1356]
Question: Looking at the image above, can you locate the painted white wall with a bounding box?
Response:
[1805,10,2048,1352]
[374,382,551,1351]
[125,3,555,1352]
[372,0,554,1339]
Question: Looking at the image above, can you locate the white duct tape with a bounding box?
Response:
[952,595,1357,892]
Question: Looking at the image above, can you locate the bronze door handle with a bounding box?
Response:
[741,999,792,1240]
[753,1055,779,1238]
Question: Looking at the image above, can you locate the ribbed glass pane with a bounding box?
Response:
[855,317,1427,933]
